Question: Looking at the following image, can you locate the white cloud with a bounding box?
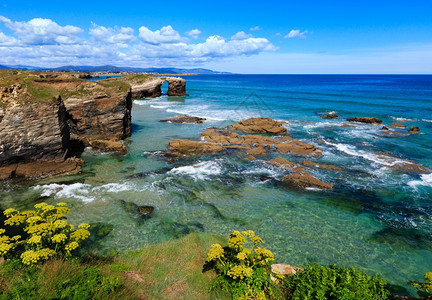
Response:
[250,26,260,31]
[0,31,19,46]
[0,16,276,68]
[284,29,308,39]
[139,25,181,44]
[90,23,136,45]
[0,16,83,45]
[186,29,201,39]
[231,31,252,40]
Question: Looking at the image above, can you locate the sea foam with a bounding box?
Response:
[168,160,222,181]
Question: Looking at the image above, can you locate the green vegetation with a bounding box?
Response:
[205,230,277,299]
[1,202,90,265]
[409,271,432,298]
[282,264,391,300]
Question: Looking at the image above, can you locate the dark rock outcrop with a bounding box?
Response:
[160,115,206,124]
[347,117,382,124]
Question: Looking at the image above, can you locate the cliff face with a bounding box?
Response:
[0,71,188,180]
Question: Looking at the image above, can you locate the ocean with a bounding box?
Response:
[1,74,431,294]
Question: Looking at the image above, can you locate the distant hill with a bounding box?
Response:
[0,64,231,74]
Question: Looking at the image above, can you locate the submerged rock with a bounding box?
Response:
[302,160,342,171]
[269,158,306,173]
[88,139,128,154]
[160,115,206,124]
[375,153,430,174]
[346,117,382,125]
[227,117,287,135]
[119,200,155,223]
[282,172,333,190]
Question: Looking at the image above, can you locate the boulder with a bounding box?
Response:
[321,114,338,119]
[275,140,322,157]
[227,117,287,135]
[281,172,333,189]
[167,139,224,155]
[88,139,128,154]
[269,158,306,173]
[389,122,406,129]
[302,160,342,171]
[409,126,420,134]
[160,115,206,124]
[382,126,389,131]
[346,117,382,125]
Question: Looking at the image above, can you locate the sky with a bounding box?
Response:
[0,0,431,73]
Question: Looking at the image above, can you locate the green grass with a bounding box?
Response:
[0,233,227,300]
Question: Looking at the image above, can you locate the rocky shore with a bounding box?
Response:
[0,70,187,179]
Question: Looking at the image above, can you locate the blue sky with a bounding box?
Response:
[0,0,431,73]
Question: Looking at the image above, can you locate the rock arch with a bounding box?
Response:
[130,77,187,99]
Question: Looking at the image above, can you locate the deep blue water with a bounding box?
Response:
[1,74,431,295]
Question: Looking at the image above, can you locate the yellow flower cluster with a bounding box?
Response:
[255,247,274,264]
[227,265,254,280]
[241,230,255,238]
[207,243,224,262]
[251,236,264,245]
[65,241,79,252]
[236,252,248,261]
[71,229,90,241]
[1,202,91,265]
[228,231,246,248]
[51,233,67,243]
[20,248,55,265]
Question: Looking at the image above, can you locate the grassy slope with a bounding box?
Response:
[0,233,227,300]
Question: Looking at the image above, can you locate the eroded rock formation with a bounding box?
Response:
[129,76,187,99]
[346,117,383,124]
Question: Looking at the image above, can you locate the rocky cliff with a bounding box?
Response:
[0,71,188,180]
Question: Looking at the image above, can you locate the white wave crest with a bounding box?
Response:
[408,173,432,189]
[168,161,222,180]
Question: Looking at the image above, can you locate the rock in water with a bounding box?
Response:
[166,77,188,96]
[346,117,383,124]
[321,114,338,119]
[282,172,333,189]
[167,139,224,155]
[409,126,420,134]
[389,122,406,128]
[275,140,322,157]
[160,115,206,124]
[227,117,287,135]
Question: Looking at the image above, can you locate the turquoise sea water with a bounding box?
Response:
[1,75,432,294]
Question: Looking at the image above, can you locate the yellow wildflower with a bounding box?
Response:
[65,241,79,252]
[34,203,48,210]
[21,250,40,265]
[71,228,90,241]
[4,214,26,226]
[53,220,68,229]
[255,247,274,264]
[26,216,43,224]
[3,208,18,217]
[0,228,5,235]
[37,248,55,260]
[227,265,254,280]
[228,231,246,248]
[56,202,67,207]
[237,252,248,261]
[0,242,12,256]
[207,243,224,262]
[251,236,264,245]
[42,205,55,212]
[78,223,90,229]
[27,235,42,244]
[242,230,255,238]
[51,233,67,243]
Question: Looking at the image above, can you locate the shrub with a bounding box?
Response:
[409,272,432,298]
[204,230,276,299]
[282,264,391,300]
[0,202,90,265]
